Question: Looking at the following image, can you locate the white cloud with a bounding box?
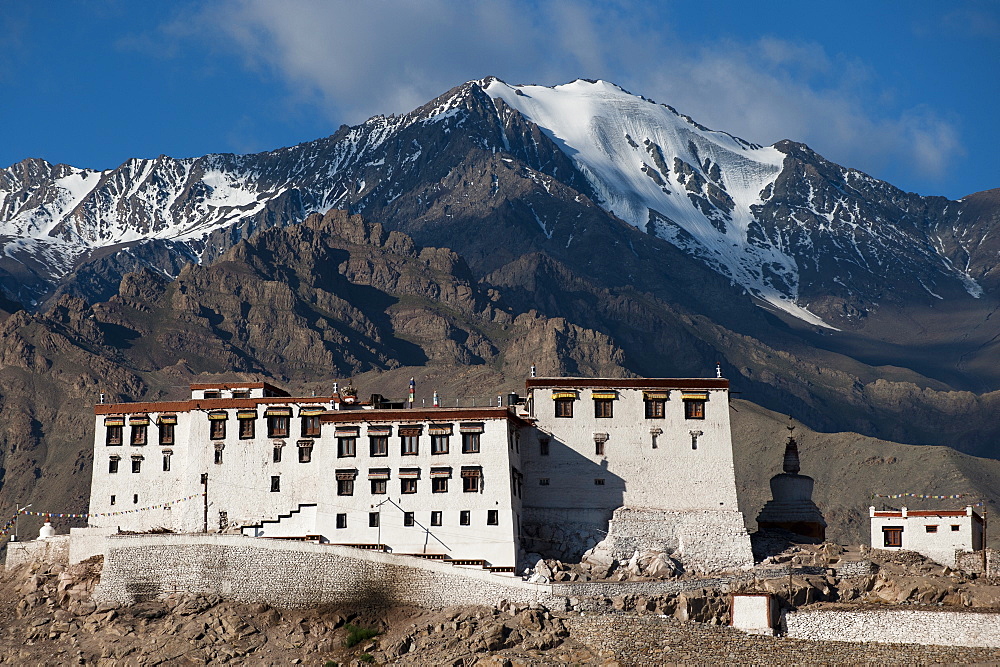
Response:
[174,0,965,188]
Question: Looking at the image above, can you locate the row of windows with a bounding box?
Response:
[881,524,963,547]
[336,475,481,496]
[109,456,170,473]
[107,420,488,451]
[553,398,705,420]
[340,509,499,529]
[339,433,480,457]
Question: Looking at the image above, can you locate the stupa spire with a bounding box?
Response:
[783,418,800,474]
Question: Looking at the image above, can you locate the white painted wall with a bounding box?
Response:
[870,506,983,567]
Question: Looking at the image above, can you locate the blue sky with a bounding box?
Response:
[1,1,996,199]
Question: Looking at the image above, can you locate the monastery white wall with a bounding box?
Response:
[525,386,739,512]
[92,534,560,610]
[784,609,1000,648]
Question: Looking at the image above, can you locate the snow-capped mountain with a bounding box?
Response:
[1,78,996,329]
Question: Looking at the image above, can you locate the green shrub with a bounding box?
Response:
[359,654,375,663]
[343,624,380,648]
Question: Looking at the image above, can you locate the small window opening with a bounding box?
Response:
[369,512,380,527]
[431,511,442,526]
[270,476,280,492]
[487,510,498,525]
[461,433,480,453]
[336,513,347,529]
[539,478,550,486]
[594,478,605,486]
[404,512,415,527]
[460,510,470,526]
[110,495,116,505]
[539,438,549,456]
[926,525,938,533]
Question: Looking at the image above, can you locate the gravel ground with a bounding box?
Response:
[567,613,1000,665]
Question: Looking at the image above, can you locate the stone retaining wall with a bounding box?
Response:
[93,534,560,610]
[4,536,70,569]
[784,609,1000,647]
[955,548,1000,577]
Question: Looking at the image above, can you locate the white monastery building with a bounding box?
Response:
[870,506,984,567]
[89,377,754,571]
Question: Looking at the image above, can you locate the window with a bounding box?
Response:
[431,435,449,454]
[106,425,123,446]
[487,510,498,525]
[554,398,574,418]
[539,478,549,486]
[370,436,388,457]
[203,391,221,399]
[273,446,282,463]
[595,478,605,486]
[270,476,280,492]
[210,419,226,440]
[214,447,224,465]
[684,400,706,420]
[110,495,116,506]
[131,458,142,473]
[162,454,171,472]
[239,418,254,439]
[645,399,666,419]
[883,526,903,547]
[432,478,448,493]
[952,525,961,532]
[595,440,605,456]
[462,470,481,493]
[371,479,387,495]
[431,511,442,526]
[461,433,480,454]
[131,425,147,446]
[539,438,549,456]
[594,399,613,419]
[218,511,228,531]
[336,513,347,529]
[460,510,470,526]
[338,437,356,458]
[401,479,418,494]
[926,525,938,533]
[369,512,380,528]
[404,512,415,527]
[298,443,313,463]
[267,415,289,438]
[159,423,175,445]
[337,479,354,496]
[133,494,139,504]
[301,415,321,438]
[232,390,250,398]
[108,458,119,474]
[401,435,419,455]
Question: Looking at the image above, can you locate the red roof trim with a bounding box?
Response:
[95,396,334,415]
[525,377,729,390]
[321,407,529,428]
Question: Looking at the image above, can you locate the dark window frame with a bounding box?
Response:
[238,418,255,440]
[882,526,903,547]
[159,423,175,445]
[401,478,418,494]
[431,434,449,454]
[337,479,354,496]
[644,399,666,419]
[267,416,290,438]
[301,415,321,438]
[106,425,123,446]
[684,400,706,420]
[594,399,613,419]
[131,425,148,446]
[487,510,498,525]
[460,510,470,526]
[401,435,419,456]
[461,433,480,453]
[209,419,226,441]
[554,398,574,418]
[432,477,448,493]
[370,436,389,457]
[371,479,387,495]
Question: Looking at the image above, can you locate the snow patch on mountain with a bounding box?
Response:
[483,78,833,328]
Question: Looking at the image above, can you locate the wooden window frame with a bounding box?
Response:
[337,479,354,496]
[301,415,321,438]
[267,416,289,438]
[338,437,357,458]
[644,399,666,419]
[554,398,574,418]
[684,399,706,420]
[432,477,448,493]
[431,511,442,526]
[159,423,175,445]
[431,434,449,454]
[238,419,254,440]
[371,479,387,495]
[209,420,226,440]
[131,425,147,446]
[882,526,903,547]
[487,510,498,526]
[106,425,123,446]
[459,510,470,526]
[594,398,613,419]
[401,478,418,494]
[461,433,480,453]
[401,435,419,456]
[370,436,389,457]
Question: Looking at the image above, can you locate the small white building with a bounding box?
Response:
[869,506,984,566]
